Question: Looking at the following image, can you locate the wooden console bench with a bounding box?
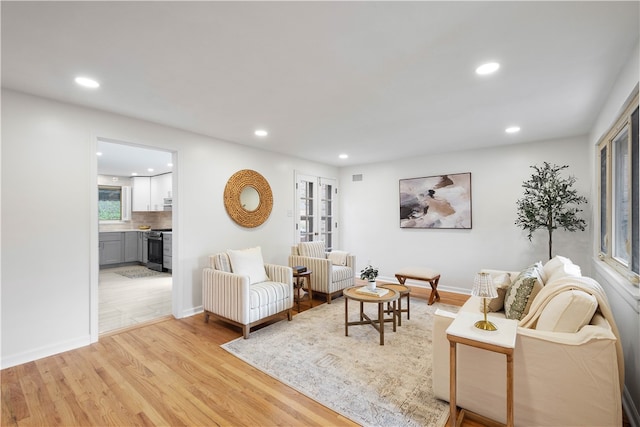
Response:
[395,268,441,305]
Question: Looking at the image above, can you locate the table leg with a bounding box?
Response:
[378,302,384,345]
[397,297,402,326]
[344,296,349,337]
[306,276,313,308]
[392,300,397,332]
[450,340,457,427]
[428,276,441,305]
[507,351,514,427]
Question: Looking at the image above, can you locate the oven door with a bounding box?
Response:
[147,235,164,272]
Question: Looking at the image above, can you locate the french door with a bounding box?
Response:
[295,173,338,251]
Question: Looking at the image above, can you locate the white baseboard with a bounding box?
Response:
[180,305,203,318]
[1,335,91,370]
[377,275,471,295]
[624,386,640,427]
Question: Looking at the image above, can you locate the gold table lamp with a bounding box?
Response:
[472,272,498,331]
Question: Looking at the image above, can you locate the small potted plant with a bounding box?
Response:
[360,265,379,290]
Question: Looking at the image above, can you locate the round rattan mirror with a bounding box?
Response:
[223,169,273,228]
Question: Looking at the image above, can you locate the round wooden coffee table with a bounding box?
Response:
[379,283,410,326]
[343,286,399,345]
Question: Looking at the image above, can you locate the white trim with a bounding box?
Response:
[593,257,640,312]
[90,135,99,342]
[181,305,203,318]
[1,335,91,370]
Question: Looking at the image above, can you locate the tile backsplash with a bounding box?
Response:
[100,211,172,231]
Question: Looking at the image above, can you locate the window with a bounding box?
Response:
[98,186,123,221]
[598,90,639,284]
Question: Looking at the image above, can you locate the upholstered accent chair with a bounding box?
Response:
[203,247,293,338]
[288,241,355,303]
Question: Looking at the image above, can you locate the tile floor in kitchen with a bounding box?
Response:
[99,265,172,334]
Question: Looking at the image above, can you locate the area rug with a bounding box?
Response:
[221,296,459,427]
[114,266,169,279]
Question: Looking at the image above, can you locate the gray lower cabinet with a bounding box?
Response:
[124,232,138,262]
[99,231,141,266]
[163,233,172,271]
[138,231,149,264]
[99,232,123,265]
[142,232,149,264]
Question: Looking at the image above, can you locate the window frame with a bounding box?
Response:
[597,89,639,285]
[98,185,124,222]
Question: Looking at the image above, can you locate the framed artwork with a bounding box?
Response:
[399,172,472,229]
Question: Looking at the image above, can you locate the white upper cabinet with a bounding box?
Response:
[132,173,172,211]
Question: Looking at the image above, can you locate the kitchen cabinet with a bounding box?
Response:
[151,173,172,211]
[137,231,149,264]
[99,232,123,265]
[132,176,151,211]
[99,231,144,266]
[132,173,172,211]
[163,232,172,271]
[124,232,138,262]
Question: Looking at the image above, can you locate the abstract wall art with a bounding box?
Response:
[399,172,472,229]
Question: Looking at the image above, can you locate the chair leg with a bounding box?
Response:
[327,294,332,304]
[287,309,292,321]
[243,326,250,339]
[204,312,210,323]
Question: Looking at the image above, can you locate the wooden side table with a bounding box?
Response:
[343,286,399,345]
[293,270,313,312]
[379,283,410,326]
[446,311,518,427]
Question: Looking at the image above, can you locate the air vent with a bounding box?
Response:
[352,174,363,182]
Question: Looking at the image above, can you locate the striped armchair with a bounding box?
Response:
[203,247,293,338]
[289,242,356,303]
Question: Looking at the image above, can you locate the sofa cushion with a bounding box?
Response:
[298,241,326,258]
[328,250,349,266]
[536,290,598,332]
[227,246,269,285]
[504,263,544,320]
[543,255,581,284]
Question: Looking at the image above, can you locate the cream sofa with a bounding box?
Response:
[432,257,624,427]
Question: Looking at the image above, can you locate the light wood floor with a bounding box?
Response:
[2,283,483,427]
[99,266,172,334]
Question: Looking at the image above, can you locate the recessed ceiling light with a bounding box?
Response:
[96,151,102,156]
[147,168,154,172]
[167,163,173,167]
[254,129,268,137]
[75,76,100,88]
[475,62,500,75]
[339,154,349,159]
[131,172,138,176]
[505,126,521,133]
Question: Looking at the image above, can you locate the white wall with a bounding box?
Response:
[589,40,640,427]
[1,89,337,367]
[339,136,591,292]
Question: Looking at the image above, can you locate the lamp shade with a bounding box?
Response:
[472,272,497,299]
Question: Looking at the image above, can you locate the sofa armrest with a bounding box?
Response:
[265,263,293,286]
[202,268,250,323]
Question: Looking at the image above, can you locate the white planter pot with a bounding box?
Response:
[367,280,377,290]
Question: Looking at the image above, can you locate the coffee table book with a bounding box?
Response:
[355,286,389,297]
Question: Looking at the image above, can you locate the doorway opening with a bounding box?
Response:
[96,139,175,335]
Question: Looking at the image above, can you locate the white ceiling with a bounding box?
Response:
[2,2,639,168]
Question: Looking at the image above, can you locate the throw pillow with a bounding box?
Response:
[327,250,349,266]
[504,264,544,320]
[212,253,232,272]
[536,290,598,333]
[298,241,325,258]
[542,255,581,284]
[227,246,269,285]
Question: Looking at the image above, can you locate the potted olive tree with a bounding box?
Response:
[515,162,587,260]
